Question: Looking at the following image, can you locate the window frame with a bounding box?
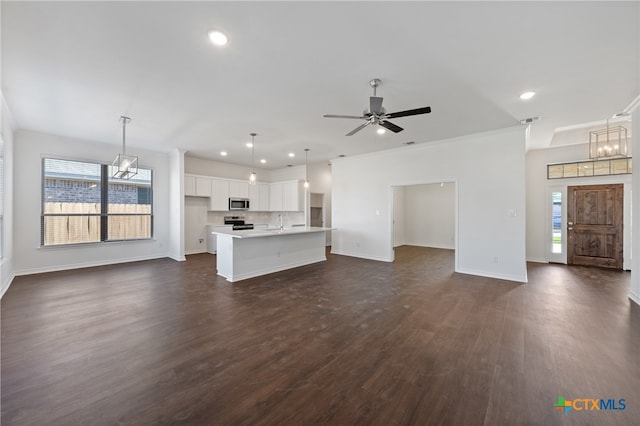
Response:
[41,157,154,247]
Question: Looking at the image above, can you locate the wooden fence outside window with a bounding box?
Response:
[43,202,151,245]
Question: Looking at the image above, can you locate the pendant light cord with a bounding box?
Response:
[121,116,130,155]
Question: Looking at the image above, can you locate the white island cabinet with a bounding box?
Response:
[212,227,332,282]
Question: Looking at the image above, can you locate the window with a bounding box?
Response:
[551,191,562,254]
[42,158,153,246]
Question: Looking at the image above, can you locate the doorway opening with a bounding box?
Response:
[391,182,457,265]
[310,193,324,227]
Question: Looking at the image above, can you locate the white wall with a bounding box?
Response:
[270,164,305,182]
[332,126,528,283]
[13,130,171,275]
[402,183,455,249]
[526,143,633,268]
[185,197,208,254]
[393,186,404,247]
[168,149,185,261]
[631,107,639,305]
[1,94,15,297]
[185,156,271,182]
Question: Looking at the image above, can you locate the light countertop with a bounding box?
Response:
[211,226,333,239]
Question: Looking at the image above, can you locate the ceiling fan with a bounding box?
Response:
[324,79,431,136]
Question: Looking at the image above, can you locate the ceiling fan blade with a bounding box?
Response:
[324,114,366,120]
[379,120,404,133]
[369,96,384,114]
[346,122,371,136]
[385,106,432,119]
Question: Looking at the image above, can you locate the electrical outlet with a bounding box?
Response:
[198,238,204,244]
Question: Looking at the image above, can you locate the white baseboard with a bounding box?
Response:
[526,257,549,264]
[455,267,528,283]
[629,291,640,306]
[403,242,455,250]
[1,274,15,299]
[185,248,206,255]
[330,249,393,263]
[13,254,169,277]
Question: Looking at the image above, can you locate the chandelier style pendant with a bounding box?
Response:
[112,116,138,179]
[589,119,629,159]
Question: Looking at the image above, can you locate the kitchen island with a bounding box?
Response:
[211,227,333,282]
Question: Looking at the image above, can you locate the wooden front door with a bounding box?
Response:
[567,184,623,269]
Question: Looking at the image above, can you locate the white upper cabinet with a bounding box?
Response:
[184,174,212,197]
[229,180,249,199]
[249,182,270,211]
[184,175,197,196]
[209,178,230,211]
[195,177,212,197]
[186,173,301,212]
[269,182,284,212]
[282,181,304,211]
[270,180,304,212]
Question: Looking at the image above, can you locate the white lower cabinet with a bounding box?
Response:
[207,225,233,253]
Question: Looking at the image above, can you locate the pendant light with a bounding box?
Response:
[304,148,310,189]
[249,133,257,184]
[589,117,629,159]
[112,116,138,179]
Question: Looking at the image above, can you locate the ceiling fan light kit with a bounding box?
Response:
[324,78,432,136]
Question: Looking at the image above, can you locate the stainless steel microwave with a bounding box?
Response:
[229,198,250,210]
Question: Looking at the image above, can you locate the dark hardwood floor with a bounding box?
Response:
[2,247,638,425]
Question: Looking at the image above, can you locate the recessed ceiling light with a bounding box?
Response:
[377,128,386,135]
[260,159,266,164]
[288,153,295,158]
[220,151,227,156]
[520,91,536,100]
[246,142,253,148]
[208,30,228,46]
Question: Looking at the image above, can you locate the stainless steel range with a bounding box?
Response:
[223,216,254,230]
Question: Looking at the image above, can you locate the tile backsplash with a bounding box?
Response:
[207,211,305,226]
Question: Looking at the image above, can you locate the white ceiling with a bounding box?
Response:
[2,1,638,169]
